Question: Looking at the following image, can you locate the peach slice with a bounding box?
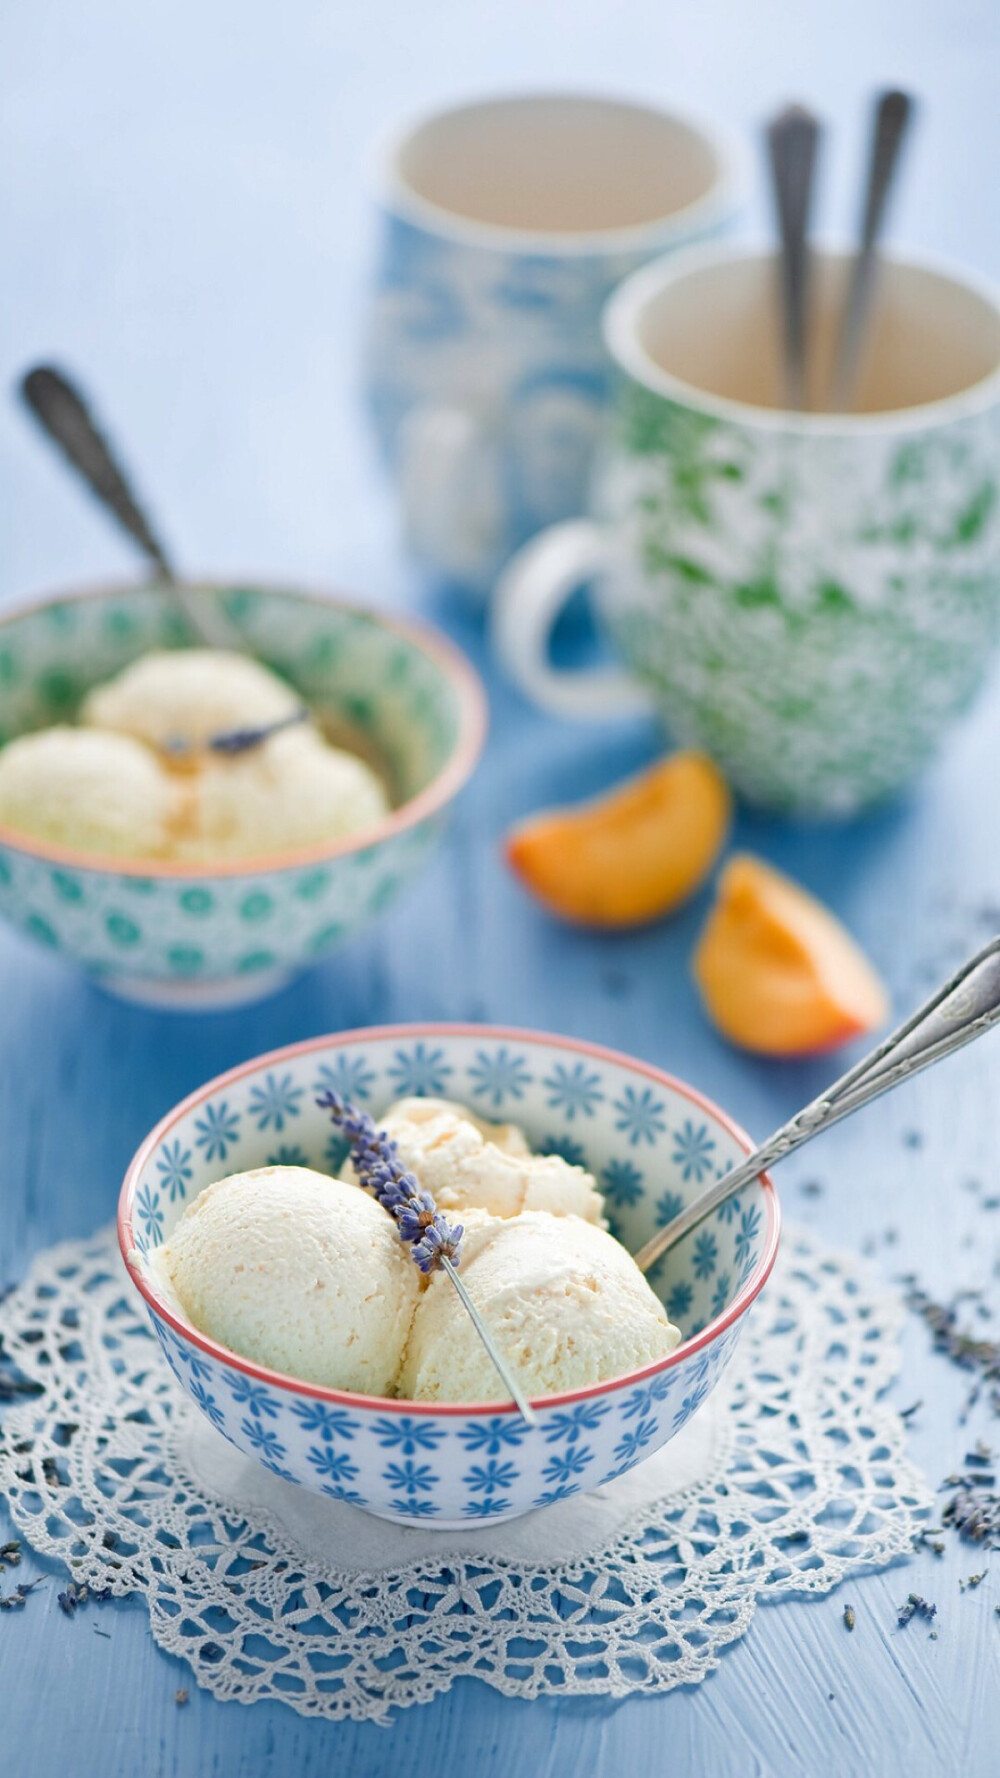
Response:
[505,752,731,929]
[693,853,888,1055]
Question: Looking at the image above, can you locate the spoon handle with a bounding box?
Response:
[19,364,240,652]
[829,89,915,410]
[634,934,1000,1274]
[766,104,822,411]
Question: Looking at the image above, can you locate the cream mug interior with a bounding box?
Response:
[386,93,731,240]
[622,249,1000,415]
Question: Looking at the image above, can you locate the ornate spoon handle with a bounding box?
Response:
[765,103,822,411]
[19,364,242,652]
[635,935,1000,1274]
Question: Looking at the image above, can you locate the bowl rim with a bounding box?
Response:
[118,1023,781,1416]
[0,577,488,879]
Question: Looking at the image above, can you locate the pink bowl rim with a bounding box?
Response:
[0,577,488,879]
[118,1024,781,1417]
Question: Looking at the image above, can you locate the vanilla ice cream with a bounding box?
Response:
[343,1097,607,1225]
[0,726,179,857]
[153,1166,421,1394]
[175,726,388,862]
[399,1209,680,1402]
[83,648,301,751]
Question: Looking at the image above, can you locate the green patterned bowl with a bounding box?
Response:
[0,580,486,1008]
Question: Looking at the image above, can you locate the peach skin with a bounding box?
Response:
[693,854,888,1056]
[504,752,731,929]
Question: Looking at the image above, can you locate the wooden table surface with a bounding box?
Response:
[2,2,999,1772]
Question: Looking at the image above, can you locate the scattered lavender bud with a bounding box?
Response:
[843,1604,855,1631]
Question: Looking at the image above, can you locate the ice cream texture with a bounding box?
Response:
[399,1209,680,1403]
[154,1101,680,1404]
[153,1166,421,1394]
[0,648,388,863]
[341,1096,607,1225]
[0,725,180,858]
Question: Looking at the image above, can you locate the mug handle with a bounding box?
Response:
[398,404,505,588]
[492,521,656,719]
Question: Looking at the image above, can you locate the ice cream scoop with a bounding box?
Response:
[399,1209,680,1403]
[83,648,303,752]
[0,725,179,857]
[176,726,388,861]
[153,1165,421,1394]
[342,1096,606,1225]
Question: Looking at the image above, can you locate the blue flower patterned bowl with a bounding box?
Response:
[0,580,485,1009]
[119,1026,781,1526]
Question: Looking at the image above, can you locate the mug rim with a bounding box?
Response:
[372,88,747,258]
[603,237,1000,434]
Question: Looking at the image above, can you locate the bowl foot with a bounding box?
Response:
[96,965,295,1012]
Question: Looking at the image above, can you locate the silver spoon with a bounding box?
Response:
[19,363,242,652]
[829,89,915,411]
[635,934,1000,1274]
[766,103,822,411]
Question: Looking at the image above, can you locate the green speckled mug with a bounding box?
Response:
[494,244,1000,815]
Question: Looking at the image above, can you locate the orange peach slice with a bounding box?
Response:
[505,752,731,929]
[693,853,888,1055]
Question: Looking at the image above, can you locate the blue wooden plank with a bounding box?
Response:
[2,1,1000,1773]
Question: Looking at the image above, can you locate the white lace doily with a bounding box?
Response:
[0,1224,931,1724]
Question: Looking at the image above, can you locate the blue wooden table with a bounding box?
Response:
[2,3,1000,1772]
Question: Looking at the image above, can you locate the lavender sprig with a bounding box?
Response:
[317,1090,462,1273]
[318,1091,537,1423]
[162,705,309,762]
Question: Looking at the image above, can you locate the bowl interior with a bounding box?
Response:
[0,581,466,807]
[125,1029,776,1371]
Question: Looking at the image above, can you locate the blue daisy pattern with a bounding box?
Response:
[240,1419,287,1464]
[622,1374,674,1420]
[671,1119,717,1183]
[189,1381,225,1430]
[225,1372,280,1419]
[312,1055,376,1105]
[371,1416,445,1454]
[306,1446,360,1486]
[734,1204,763,1264]
[467,1046,533,1108]
[392,1497,440,1519]
[710,1270,732,1317]
[387,1043,453,1098]
[541,1444,593,1487]
[655,1190,685,1228]
[541,1132,589,1169]
[194,1100,242,1164]
[266,1143,310,1168]
[716,1191,742,1224]
[692,1231,718,1280]
[613,1086,667,1147]
[320,1483,368,1506]
[462,1496,509,1518]
[531,1484,581,1508]
[289,1401,359,1441]
[463,1459,518,1494]
[667,1279,693,1322]
[384,1459,437,1495]
[602,1158,644,1208]
[457,1416,530,1454]
[543,1401,610,1443]
[543,1061,604,1121]
[613,1416,658,1467]
[248,1072,304,1133]
[673,1381,710,1431]
[155,1139,193,1203]
[136,1183,164,1248]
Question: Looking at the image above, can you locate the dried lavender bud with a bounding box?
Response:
[317,1091,462,1273]
[898,1593,936,1628]
[843,1604,856,1631]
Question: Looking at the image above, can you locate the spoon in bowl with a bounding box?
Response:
[828,89,915,412]
[635,933,1000,1274]
[766,103,823,411]
[19,363,244,653]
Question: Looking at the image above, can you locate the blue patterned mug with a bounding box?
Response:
[494,243,1000,815]
[365,93,743,593]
